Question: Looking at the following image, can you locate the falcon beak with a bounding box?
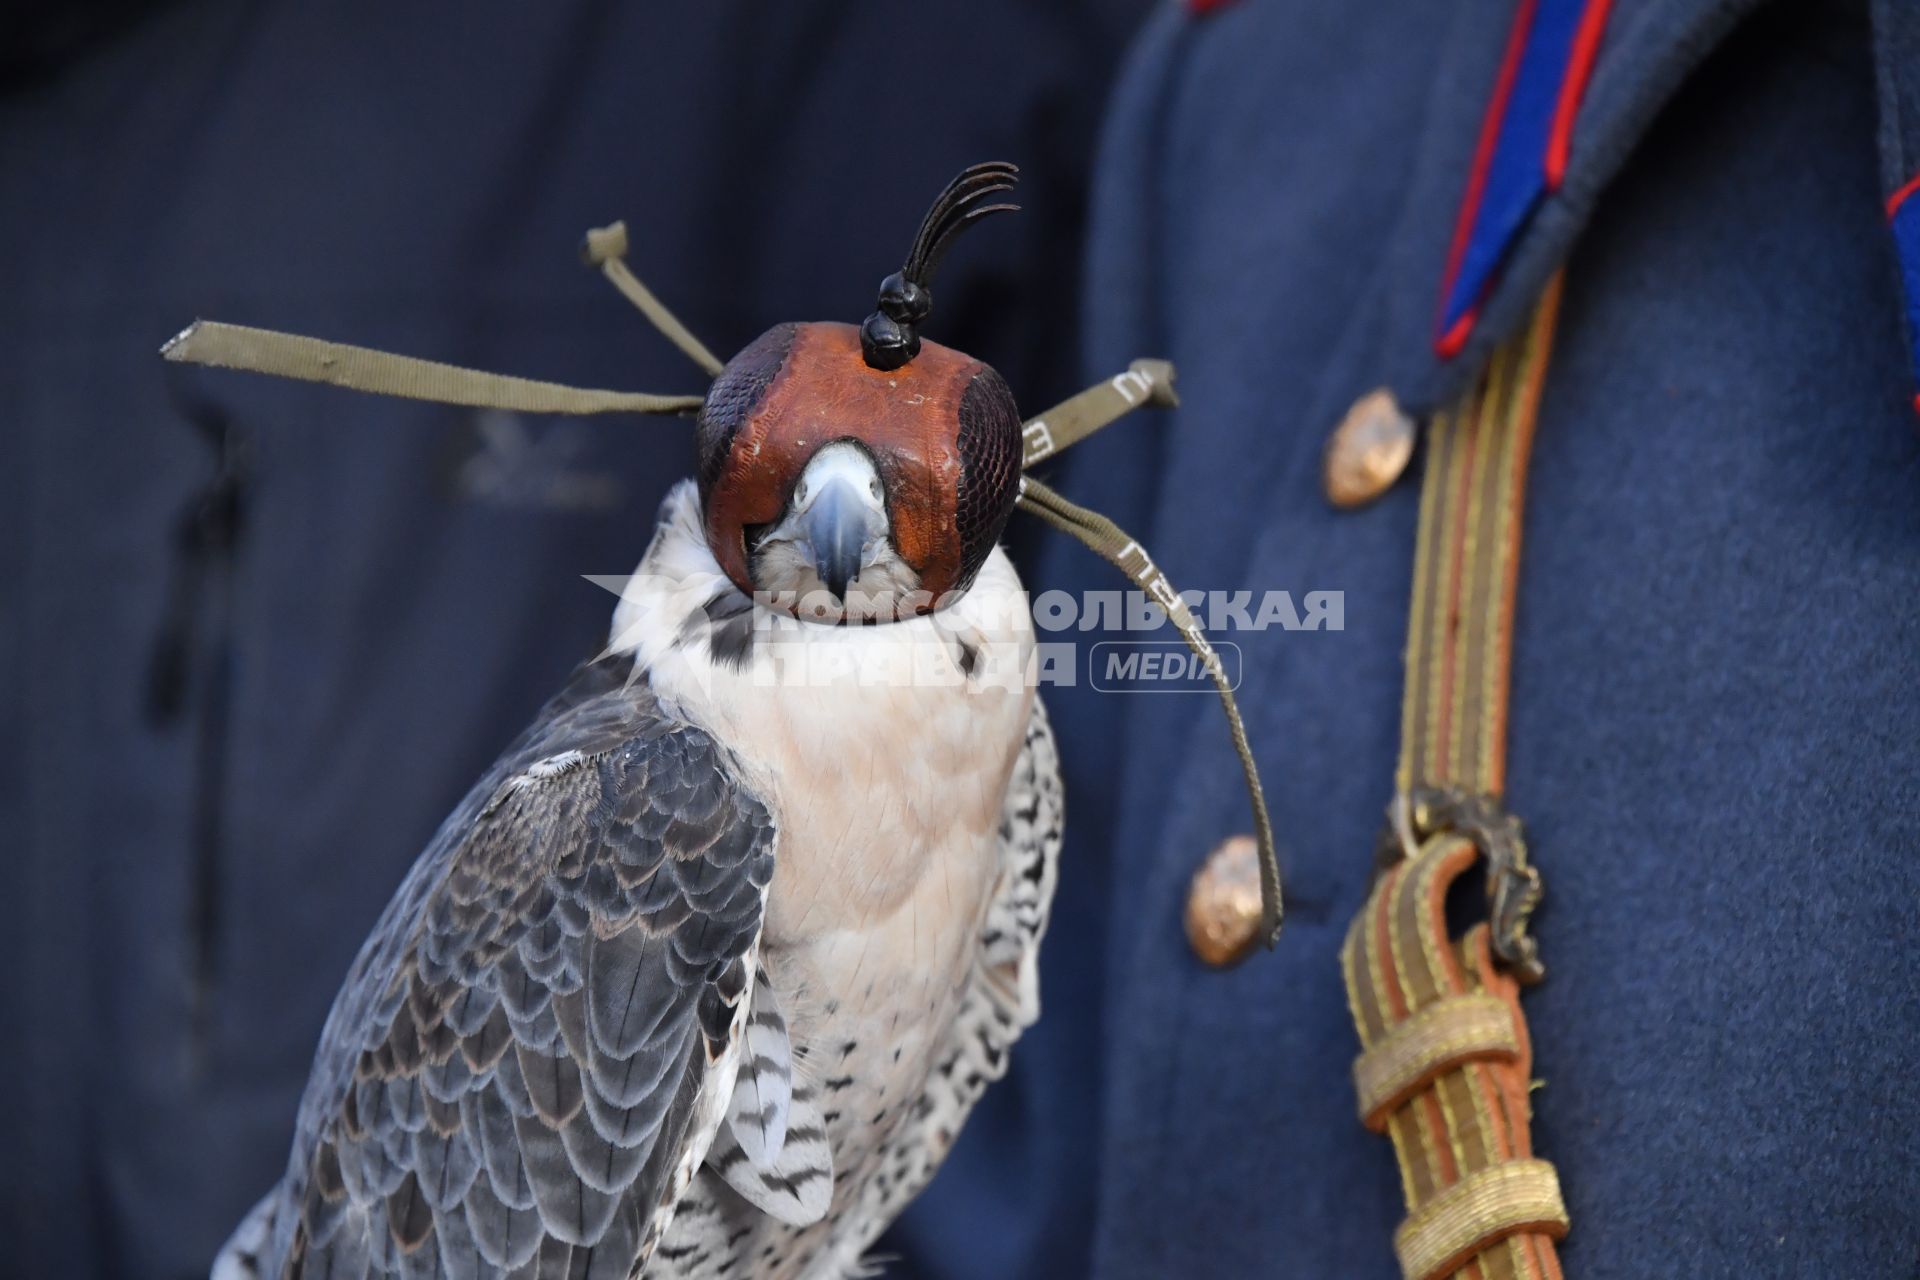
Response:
[791,444,888,603]
[804,478,869,601]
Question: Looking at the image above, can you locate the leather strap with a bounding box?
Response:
[1016,358,1283,945]
[1017,473,1281,946]
[1018,358,1177,465]
[160,321,705,417]
[582,221,726,377]
[1343,274,1568,1280]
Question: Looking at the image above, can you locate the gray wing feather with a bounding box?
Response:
[239,667,775,1280]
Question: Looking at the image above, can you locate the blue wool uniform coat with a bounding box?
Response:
[903,0,1920,1276]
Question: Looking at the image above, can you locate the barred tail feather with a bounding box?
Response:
[725,972,794,1168]
[210,1192,277,1280]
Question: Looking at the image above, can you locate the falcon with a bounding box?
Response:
[211,164,1066,1280]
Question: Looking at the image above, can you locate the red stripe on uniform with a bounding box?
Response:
[1437,307,1479,360]
[1437,0,1541,353]
[1887,170,1920,220]
[1545,0,1614,186]
[1429,399,1483,778]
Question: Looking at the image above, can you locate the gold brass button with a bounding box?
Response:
[1185,834,1264,968]
[1323,388,1415,509]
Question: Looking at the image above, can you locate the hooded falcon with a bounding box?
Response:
[210,165,1065,1280]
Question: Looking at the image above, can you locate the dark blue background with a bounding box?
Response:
[0,3,1143,1275]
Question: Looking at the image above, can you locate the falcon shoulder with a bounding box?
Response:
[260,664,778,1280]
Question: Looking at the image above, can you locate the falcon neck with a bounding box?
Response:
[606,481,1038,945]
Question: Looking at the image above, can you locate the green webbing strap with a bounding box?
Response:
[160,322,705,417]
[1019,358,1179,466]
[581,222,726,378]
[161,222,722,414]
[1017,474,1282,947]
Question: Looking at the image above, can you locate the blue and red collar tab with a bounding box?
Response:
[1888,176,1920,415]
[1436,0,1614,357]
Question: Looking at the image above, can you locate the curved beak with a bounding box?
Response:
[803,475,870,601]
